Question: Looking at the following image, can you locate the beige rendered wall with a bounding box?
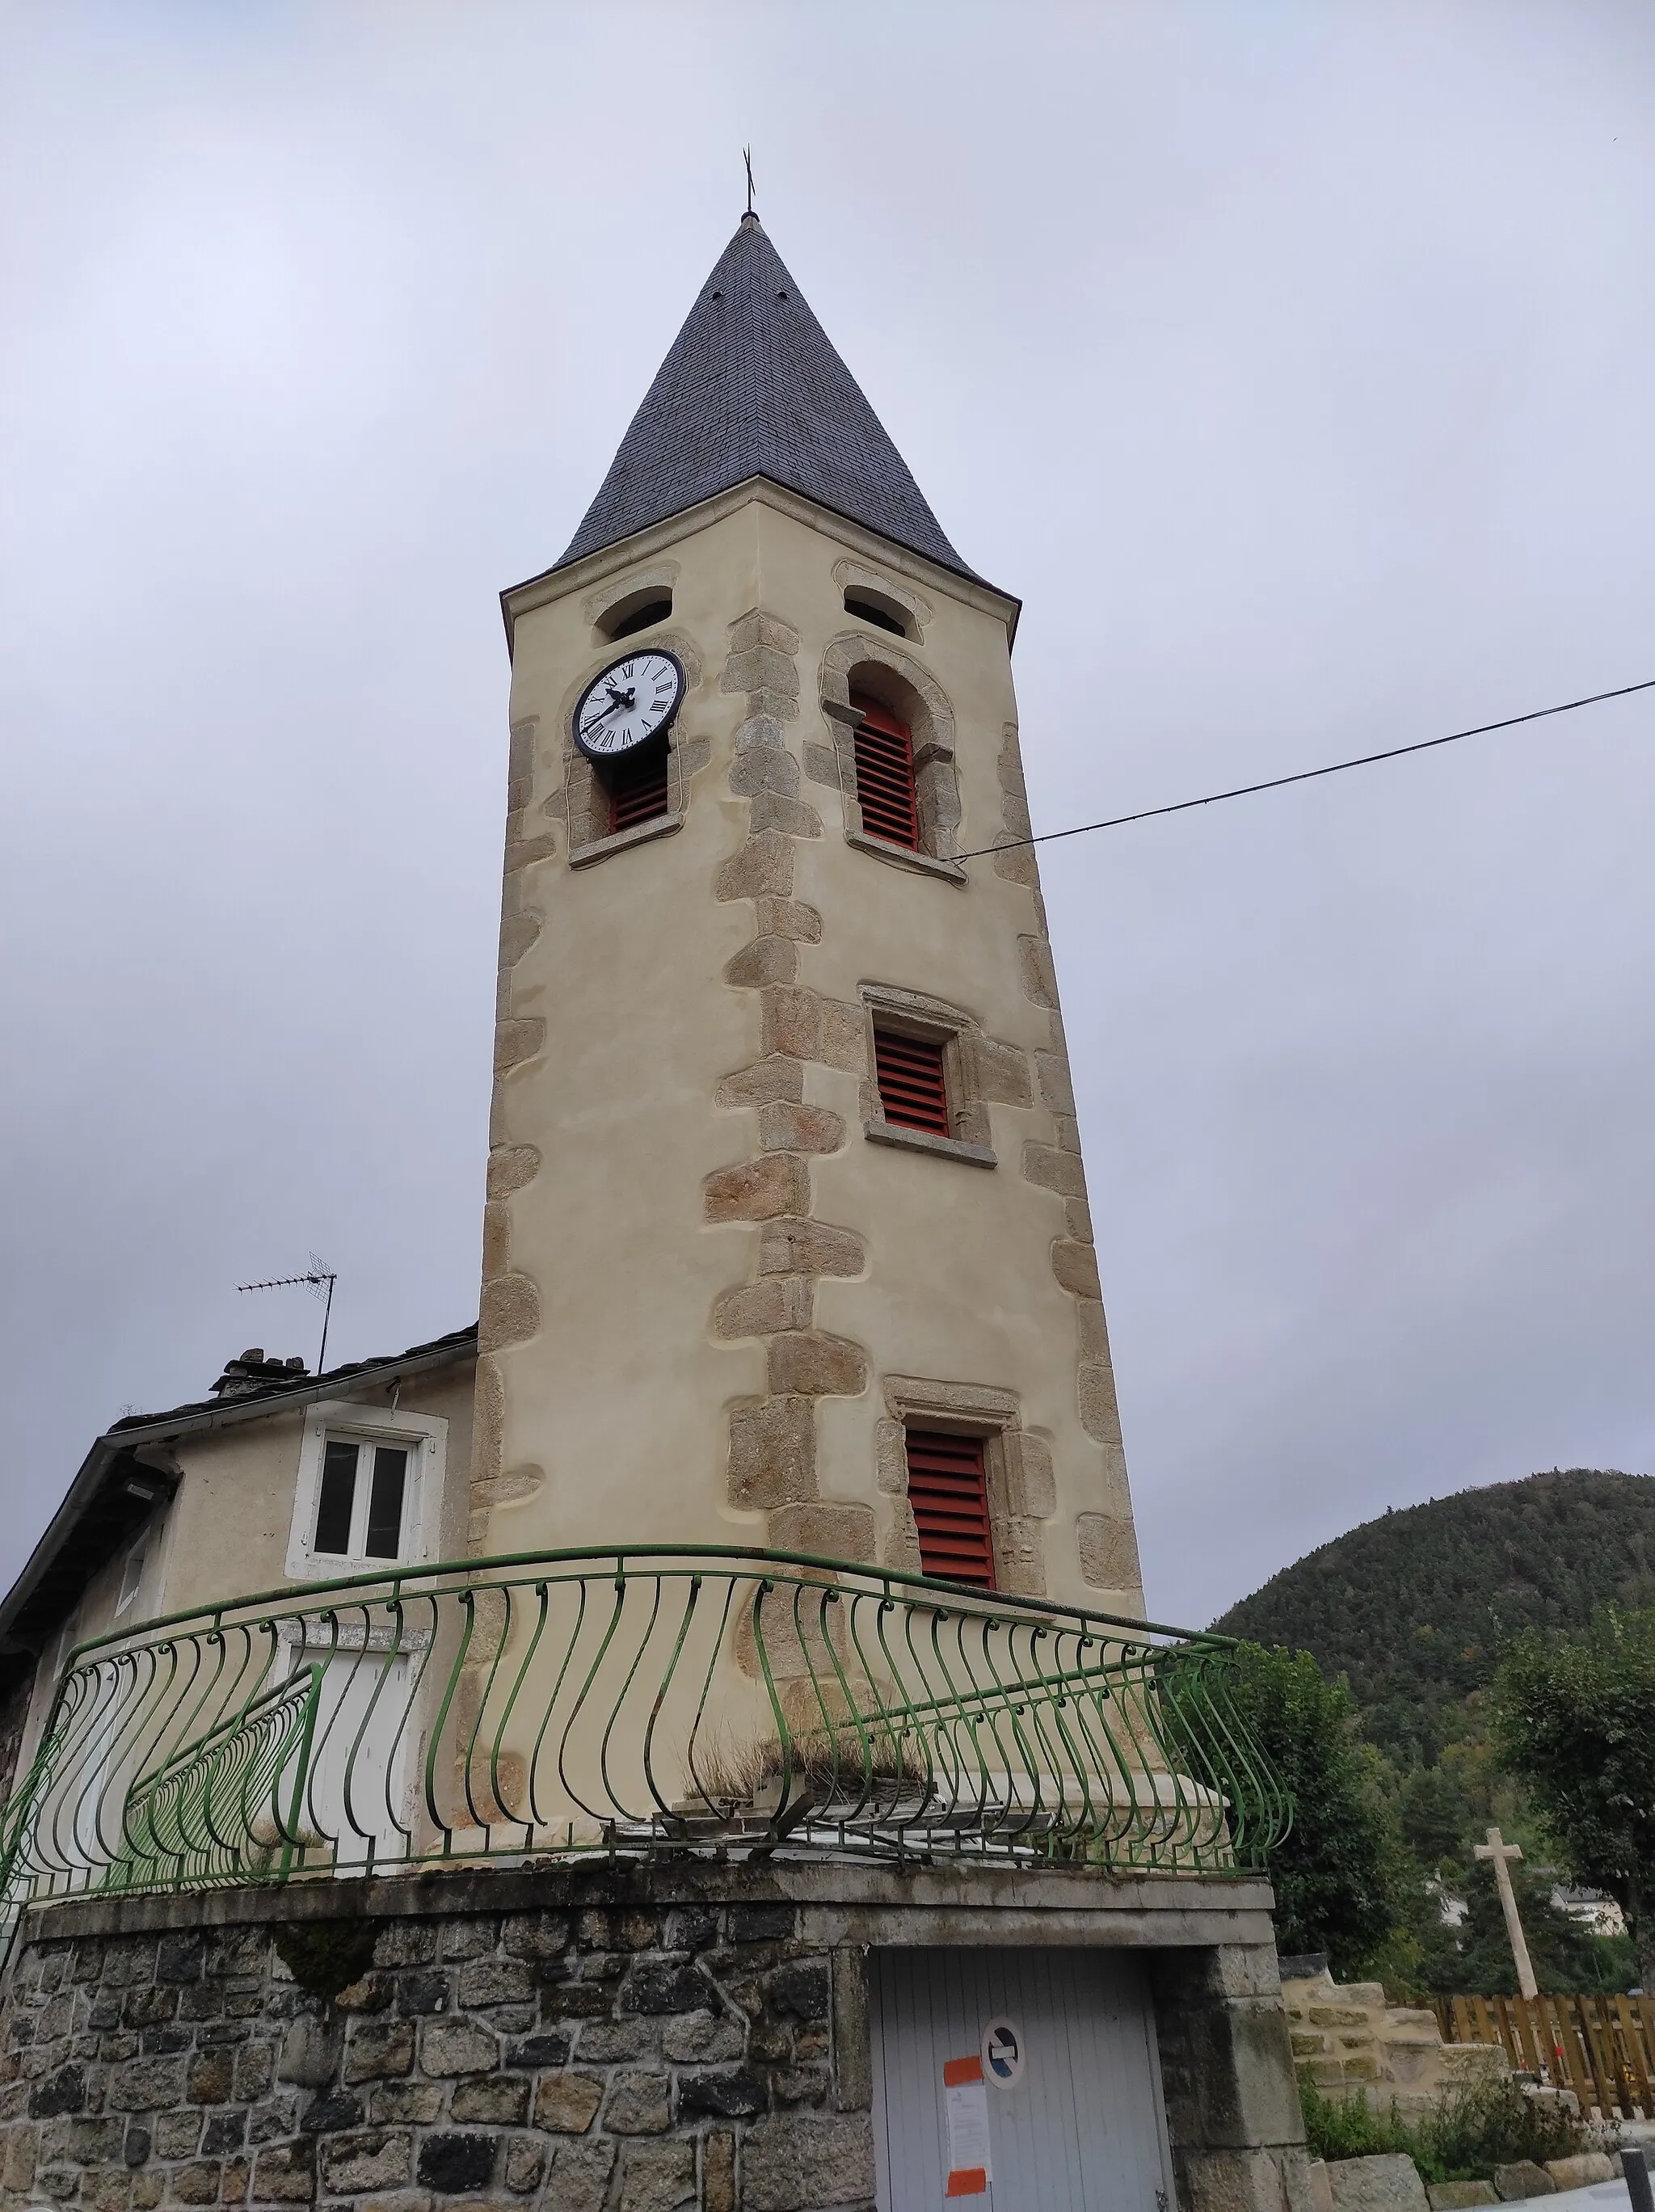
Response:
[157,1363,478,1620]
[480,484,1144,1624]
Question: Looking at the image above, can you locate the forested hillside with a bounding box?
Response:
[1213,1470,1655,1762]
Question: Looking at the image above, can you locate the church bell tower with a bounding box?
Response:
[476,212,1145,1620]
[0,211,1304,2212]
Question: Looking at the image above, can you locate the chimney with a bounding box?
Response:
[209,1349,310,1399]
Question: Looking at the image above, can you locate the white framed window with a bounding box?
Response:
[287,1402,447,1581]
[114,1539,149,1616]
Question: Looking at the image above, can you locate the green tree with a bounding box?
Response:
[1493,1608,1655,1991]
[1222,1643,1402,1974]
[1396,1762,1477,1870]
[1214,1472,1655,1766]
[1362,1849,1635,1999]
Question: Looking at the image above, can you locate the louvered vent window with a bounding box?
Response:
[906,1430,995,1588]
[605,739,671,834]
[851,692,919,849]
[874,1027,950,1137]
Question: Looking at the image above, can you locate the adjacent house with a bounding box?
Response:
[0,1329,476,1813]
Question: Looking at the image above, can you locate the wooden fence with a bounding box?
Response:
[1435,1994,1655,2121]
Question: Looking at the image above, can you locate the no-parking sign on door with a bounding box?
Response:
[982,2016,1025,2088]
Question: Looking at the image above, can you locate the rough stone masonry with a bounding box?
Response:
[0,1884,871,2212]
[0,1860,1306,2212]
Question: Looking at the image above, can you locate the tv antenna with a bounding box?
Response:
[237,1253,337,1375]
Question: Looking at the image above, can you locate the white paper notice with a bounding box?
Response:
[944,2061,992,2197]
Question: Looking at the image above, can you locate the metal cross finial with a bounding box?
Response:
[743,145,755,217]
[1474,1826,1539,1999]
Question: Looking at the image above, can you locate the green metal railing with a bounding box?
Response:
[0,1548,1287,1908]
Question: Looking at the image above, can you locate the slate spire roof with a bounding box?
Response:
[554,215,977,581]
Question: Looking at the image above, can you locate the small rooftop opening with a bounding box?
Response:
[601,589,673,643]
[844,588,912,639]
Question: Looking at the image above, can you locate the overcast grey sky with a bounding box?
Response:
[2,2,1651,1628]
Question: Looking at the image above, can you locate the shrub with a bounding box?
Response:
[1300,2074,1584,2184]
[1417,2075,1584,2183]
[1300,2081,1417,2165]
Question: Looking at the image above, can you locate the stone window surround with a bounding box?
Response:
[579,557,680,646]
[865,1117,995,1169]
[285,1401,448,1582]
[814,634,964,875]
[859,981,999,1165]
[844,812,966,885]
[566,809,684,870]
[554,629,707,866]
[875,1375,1055,1596]
[832,554,933,646]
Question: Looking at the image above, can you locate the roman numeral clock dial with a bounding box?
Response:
[572,649,685,760]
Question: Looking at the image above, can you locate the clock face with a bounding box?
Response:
[572,650,684,760]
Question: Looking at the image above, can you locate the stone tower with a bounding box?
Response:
[0,213,1306,2212]
[476,213,1144,1620]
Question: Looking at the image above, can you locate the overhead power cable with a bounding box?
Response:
[957,677,1655,862]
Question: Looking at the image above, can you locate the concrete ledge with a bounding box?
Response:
[22,1856,1277,1952]
[864,1119,996,1169]
[567,811,683,868]
[844,827,966,883]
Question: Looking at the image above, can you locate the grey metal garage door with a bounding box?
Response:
[870,1948,1176,2212]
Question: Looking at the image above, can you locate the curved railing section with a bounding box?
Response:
[0,1548,1288,1908]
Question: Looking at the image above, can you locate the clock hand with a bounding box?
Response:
[580,683,644,743]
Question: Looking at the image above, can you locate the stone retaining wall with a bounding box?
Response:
[1283,1971,1507,2117]
[0,1863,1299,2212]
[0,1898,866,2212]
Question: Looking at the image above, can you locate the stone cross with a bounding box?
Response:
[1474,1826,1539,1998]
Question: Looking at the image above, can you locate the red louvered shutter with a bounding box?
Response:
[851,693,919,849]
[906,1430,995,1587]
[874,1029,950,1137]
[608,741,671,833]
